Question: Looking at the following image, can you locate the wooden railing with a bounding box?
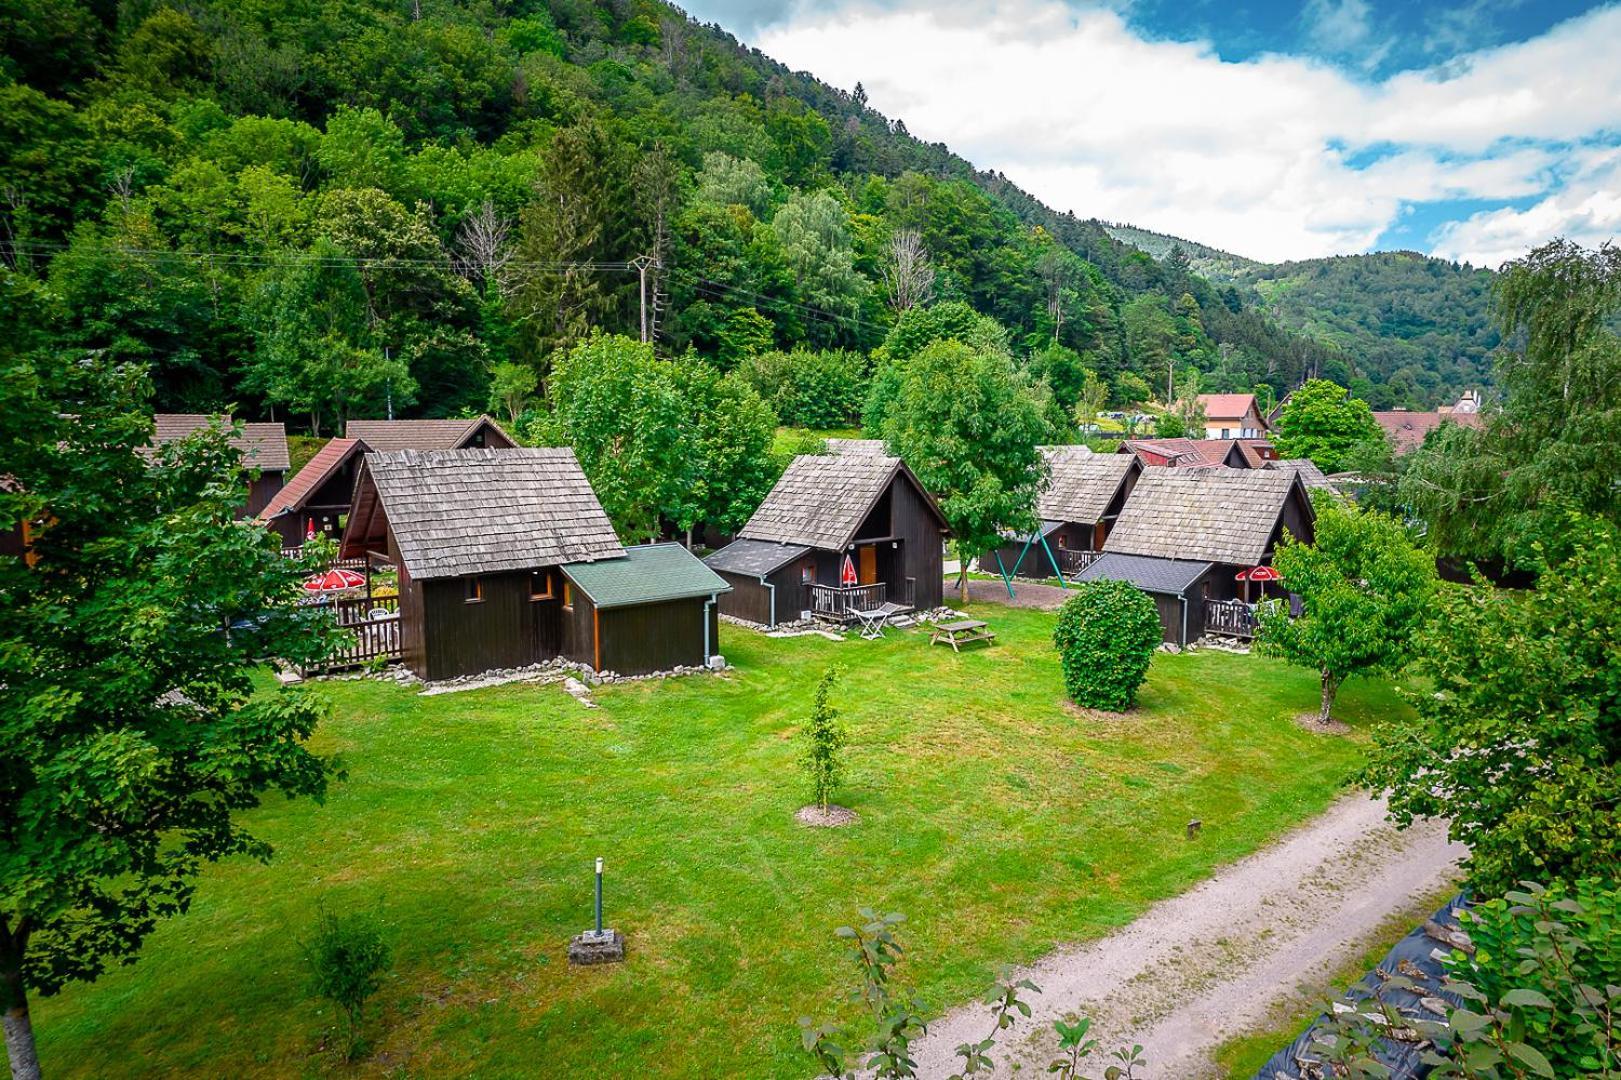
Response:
[304,594,401,672]
[282,549,372,572]
[808,578,916,619]
[1056,548,1102,579]
[1203,598,1259,639]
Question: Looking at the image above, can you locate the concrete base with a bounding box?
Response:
[567,929,625,966]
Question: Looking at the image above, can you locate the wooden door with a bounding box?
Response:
[858,545,877,584]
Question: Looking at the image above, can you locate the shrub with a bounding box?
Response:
[800,667,846,811]
[1053,581,1162,711]
[303,907,393,1062]
[739,348,868,428]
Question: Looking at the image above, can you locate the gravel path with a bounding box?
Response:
[909,794,1465,1078]
[954,576,1071,610]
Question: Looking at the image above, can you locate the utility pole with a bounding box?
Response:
[630,255,655,344]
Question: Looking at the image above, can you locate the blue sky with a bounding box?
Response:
[680,0,1621,265]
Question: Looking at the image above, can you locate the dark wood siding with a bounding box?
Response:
[715,570,773,624]
[268,457,364,547]
[597,597,714,675]
[243,471,284,518]
[393,530,429,677]
[411,567,564,680]
[887,473,945,609]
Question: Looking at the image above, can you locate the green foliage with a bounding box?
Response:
[0,344,338,1070]
[302,907,392,1063]
[800,667,846,812]
[738,348,868,428]
[1271,378,1383,473]
[1359,515,1621,892]
[695,151,772,217]
[1257,497,1435,723]
[1401,240,1621,564]
[487,361,538,427]
[869,337,1052,600]
[1153,411,1185,438]
[1052,582,1162,711]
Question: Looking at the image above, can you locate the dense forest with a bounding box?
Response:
[1106,225,1499,408]
[3,0,1356,431]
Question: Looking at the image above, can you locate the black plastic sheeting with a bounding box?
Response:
[1252,893,1473,1079]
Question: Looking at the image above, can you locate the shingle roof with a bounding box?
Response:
[703,538,813,576]
[1196,393,1259,421]
[1037,446,1137,524]
[1076,552,1214,595]
[344,416,512,452]
[1373,409,1482,453]
[1120,439,1229,468]
[1270,458,1335,494]
[826,438,887,455]
[152,414,290,471]
[738,453,943,550]
[563,543,731,609]
[1230,438,1277,468]
[363,448,624,579]
[258,438,365,520]
[1104,466,1304,565]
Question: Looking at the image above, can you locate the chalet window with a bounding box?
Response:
[530,571,555,601]
[562,582,573,611]
[464,577,484,603]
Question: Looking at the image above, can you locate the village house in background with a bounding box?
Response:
[150,414,290,516]
[344,415,515,451]
[1077,467,1314,645]
[704,451,948,627]
[1373,390,1484,454]
[257,437,371,547]
[1119,437,1248,468]
[988,446,1142,580]
[340,448,728,680]
[1195,392,1270,439]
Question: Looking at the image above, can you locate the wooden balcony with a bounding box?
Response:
[808,578,916,622]
[1056,548,1102,579]
[1203,598,1259,639]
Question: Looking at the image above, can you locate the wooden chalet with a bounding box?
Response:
[988,447,1141,580]
[340,448,728,680]
[704,452,948,627]
[343,415,514,451]
[151,414,290,516]
[257,437,370,547]
[1077,467,1314,645]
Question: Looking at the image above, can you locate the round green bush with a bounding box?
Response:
[1052,580,1163,711]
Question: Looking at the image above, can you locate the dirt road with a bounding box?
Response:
[909,794,1464,1078]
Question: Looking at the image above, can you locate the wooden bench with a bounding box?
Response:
[929,618,996,652]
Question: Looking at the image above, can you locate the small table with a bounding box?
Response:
[930,618,996,652]
[851,602,908,640]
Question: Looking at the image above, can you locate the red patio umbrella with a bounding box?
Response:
[303,568,367,594]
[841,553,858,587]
[1234,565,1282,581]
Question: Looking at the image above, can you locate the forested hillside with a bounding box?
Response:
[2,0,1344,429]
[1105,225,1498,408]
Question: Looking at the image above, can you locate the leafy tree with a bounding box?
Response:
[694,151,771,217]
[738,348,868,429]
[870,338,1051,603]
[1257,498,1435,724]
[799,668,846,813]
[1073,369,1108,435]
[1359,515,1621,892]
[1271,378,1382,473]
[771,191,865,348]
[0,352,338,1079]
[487,360,537,427]
[664,360,779,540]
[1153,412,1185,438]
[303,908,393,1063]
[545,333,685,542]
[1053,582,1162,711]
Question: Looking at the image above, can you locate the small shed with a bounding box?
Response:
[560,544,730,675]
[344,415,515,452]
[151,414,290,516]
[704,452,948,626]
[341,447,679,681]
[989,447,1141,580]
[1075,553,1215,646]
[257,437,370,547]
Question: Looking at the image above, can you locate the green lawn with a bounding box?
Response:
[35,603,1409,1078]
[772,425,860,456]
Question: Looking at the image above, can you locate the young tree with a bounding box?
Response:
[0,353,338,1079]
[1072,369,1108,436]
[1053,582,1162,711]
[303,908,393,1063]
[486,360,537,427]
[1359,515,1621,892]
[1271,378,1382,474]
[1256,498,1436,724]
[870,338,1051,603]
[799,667,846,813]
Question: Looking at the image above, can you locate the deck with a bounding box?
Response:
[808,578,917,623]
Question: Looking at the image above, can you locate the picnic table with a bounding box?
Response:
[929,618,995,652]
[850,601,909,640]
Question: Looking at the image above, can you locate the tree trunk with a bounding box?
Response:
[1319,670,1341,724]
[957,544,970,605]
[1,961,40,1080]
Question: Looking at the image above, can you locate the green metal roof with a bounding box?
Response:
[561,543,732,609]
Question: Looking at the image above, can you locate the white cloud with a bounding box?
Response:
[1431,146,1621,267]
[756,0,1621,263]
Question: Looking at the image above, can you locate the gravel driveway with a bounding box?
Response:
[908,794,1465,1078]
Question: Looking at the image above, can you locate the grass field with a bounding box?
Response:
[35,602,1409,1078]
